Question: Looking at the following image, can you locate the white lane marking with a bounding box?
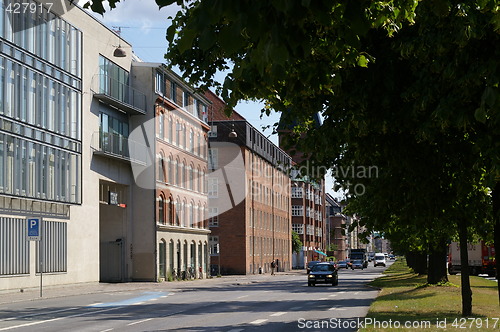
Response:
[329,307,347,311]
[354,292,360,295]
[328,294,338,297]
[227,329,244,332]
[133,302,145,305]
[338,291,345,294]
[250,319,268,325]
[0,307,80,322]
[89,303,103,306]
[290,306,302,310]
[100,329,113,332]
[127,318,153,326]
[0,307,119,331]
[270,312,287,317]
[319,298,328,300]
[236,295,249,299]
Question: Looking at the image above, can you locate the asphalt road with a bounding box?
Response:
[0,263,392,332]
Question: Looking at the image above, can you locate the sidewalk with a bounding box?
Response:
[0,269,305,305]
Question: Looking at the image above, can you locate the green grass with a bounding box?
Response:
[360,258,499,331]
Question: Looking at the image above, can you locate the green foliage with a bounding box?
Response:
[326,243,338,251]
[291,231,302,254]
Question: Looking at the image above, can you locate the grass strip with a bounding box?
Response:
[359,258,499,331]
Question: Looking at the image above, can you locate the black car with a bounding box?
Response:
[306,260,321,274]
[308,263,339,286]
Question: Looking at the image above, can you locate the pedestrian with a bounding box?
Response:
[271,260,276,275]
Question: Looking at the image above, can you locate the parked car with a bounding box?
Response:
[374,253,386,267]
[351,259,364,270]
[337,260,348,269]
[308,263,339,286]
[388,254,396,260]
[345,259,352,269]
[306,260,321,274]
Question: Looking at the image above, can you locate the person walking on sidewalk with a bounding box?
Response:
[271,260,276,275]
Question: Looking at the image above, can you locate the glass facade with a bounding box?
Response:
[0,0,82,204]
[98,55,129,101]
[1,0,82,77]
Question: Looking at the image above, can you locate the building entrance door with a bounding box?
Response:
[100,239,124,282]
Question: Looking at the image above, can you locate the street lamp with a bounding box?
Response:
[228,123,237,138]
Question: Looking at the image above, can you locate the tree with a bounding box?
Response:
[85,0,499,310]
[291,231,302,255]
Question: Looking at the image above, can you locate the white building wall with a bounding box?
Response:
[0,2,137,290]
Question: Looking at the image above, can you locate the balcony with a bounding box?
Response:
[91,74,147,115]
[91,131,148,165]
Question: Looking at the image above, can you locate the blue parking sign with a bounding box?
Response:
[27,217,42,241]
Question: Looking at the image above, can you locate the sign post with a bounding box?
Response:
[27,217,42,297]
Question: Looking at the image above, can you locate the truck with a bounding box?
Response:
[349,248,368,268]
[448,241,496,277]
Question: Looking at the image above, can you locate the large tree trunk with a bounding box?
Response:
[406,252,415,271]
[427,240,448,284]
[492,182,500,306]
[458,218,472,316]
[406,251,427,274]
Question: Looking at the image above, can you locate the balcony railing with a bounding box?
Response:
[91,74,147,115]
[91,131,148,165]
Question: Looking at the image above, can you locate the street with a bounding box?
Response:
[0,264,392,332]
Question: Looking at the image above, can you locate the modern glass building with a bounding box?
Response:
[0,0,82,206]
[0,0,83,282]
[0,0,149,289]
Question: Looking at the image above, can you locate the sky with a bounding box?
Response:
[79,0,340,199]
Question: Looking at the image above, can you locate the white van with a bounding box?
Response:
[374,253,386,267]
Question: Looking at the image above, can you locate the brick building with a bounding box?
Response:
[131,63,212,280]
[325,194,348,260]
[290,178,326,268]
[205,91,292,275]
[278,114,327,269]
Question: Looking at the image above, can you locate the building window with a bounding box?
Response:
[170,81,177,103]
[159,241,166,279]
[167,198,173,224]
[183,91,190,108]
[209,236,219,255]
[291,186,303,198]
[189,129,194,153]
[99,55,129,103]
[292,205,303,216]
[189,203,194,227]
[155,71,166,96]
[175,160,180,185]
[158,156,165,182]
[208,148,218,170]
[208,207,218,227]
[307,225,314,235]
[208,125,217,138]
[208,177,218,198]
[168,117,173,143]
[158,196,165,224]
[158,112,164,139]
